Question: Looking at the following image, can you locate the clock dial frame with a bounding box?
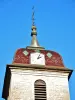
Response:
[30,52,45,65]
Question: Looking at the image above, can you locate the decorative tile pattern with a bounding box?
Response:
[13,48,64,67]
[23,50,29,56]
[34,49,40,53]
[47,52,52,58]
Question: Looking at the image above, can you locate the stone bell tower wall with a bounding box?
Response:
[2,64,72,100]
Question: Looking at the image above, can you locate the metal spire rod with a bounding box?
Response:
[32,6,35,26]
[26,6,45,50]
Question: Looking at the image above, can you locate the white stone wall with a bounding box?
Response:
[7,68,70,100]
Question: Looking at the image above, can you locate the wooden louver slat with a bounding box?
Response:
[34,80,47,100]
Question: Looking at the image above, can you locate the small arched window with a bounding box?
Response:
[34,79,47,100]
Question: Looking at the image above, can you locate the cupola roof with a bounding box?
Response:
[12,7,65,67]
[13,48,64,67]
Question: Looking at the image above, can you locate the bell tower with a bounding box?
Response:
[2,8,73,100]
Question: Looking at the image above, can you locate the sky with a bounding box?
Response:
[0,0,75,100]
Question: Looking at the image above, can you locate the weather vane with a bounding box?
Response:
[32,6,35,26]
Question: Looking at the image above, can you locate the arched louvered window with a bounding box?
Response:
[34,79,47,100]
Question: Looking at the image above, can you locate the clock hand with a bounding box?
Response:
[37,55,41,59]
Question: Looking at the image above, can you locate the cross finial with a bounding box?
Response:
[32,6,35,26]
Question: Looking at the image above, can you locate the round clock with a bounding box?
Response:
[30,52,45,65]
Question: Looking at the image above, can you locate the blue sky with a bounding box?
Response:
[0,0,75,100]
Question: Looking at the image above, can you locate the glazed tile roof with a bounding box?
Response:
[13,48,64,67]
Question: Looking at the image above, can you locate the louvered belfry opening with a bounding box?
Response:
[34,79,47,100]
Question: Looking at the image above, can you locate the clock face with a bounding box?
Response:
[30,52,45,65]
